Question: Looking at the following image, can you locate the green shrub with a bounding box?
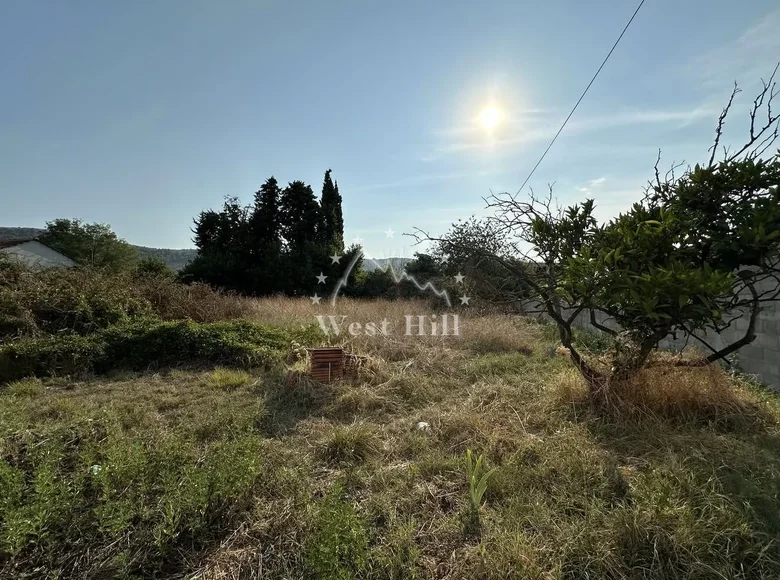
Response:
[0,334,105,382]
[0,266,256,342]
[0,266,153,339]
[0,320,315,383]
[96,319,290,371]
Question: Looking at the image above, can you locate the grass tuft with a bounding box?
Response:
[3,378,44,397]
[319,422,380,465]
[205,367,253,390]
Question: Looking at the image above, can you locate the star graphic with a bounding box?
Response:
[385,227,395,238]
[316,272,327,284]
[352,235,363,245]
[459,294,471,305]
[331,254,342,264]
[454,272,465,284]
[310,294,322,305]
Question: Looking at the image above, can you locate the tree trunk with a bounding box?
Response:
[588,330,661,406]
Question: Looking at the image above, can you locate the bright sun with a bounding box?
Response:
[478,106,502,131]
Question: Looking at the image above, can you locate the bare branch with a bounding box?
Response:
[709,81,741,167]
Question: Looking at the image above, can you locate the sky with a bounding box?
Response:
[1,1,779,258]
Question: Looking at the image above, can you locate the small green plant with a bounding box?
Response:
[466,448,496,509]
[304,485,369,579]
[463,448,496,538]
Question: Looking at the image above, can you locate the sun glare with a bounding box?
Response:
[478,106,502,131]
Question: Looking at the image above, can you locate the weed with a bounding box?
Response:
[304,485,369,580]
[462,448,497,539]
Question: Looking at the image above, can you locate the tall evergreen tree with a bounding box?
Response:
[333,179,344,249]
[184,170,349,296]
[319,170,344,254]
[250,177,281,250]
[280,181,321,252]
[247,177,283,293]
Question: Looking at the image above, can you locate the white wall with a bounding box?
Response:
[523,294,780,390]
[0,241,76,269]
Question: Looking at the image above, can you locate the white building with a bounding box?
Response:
[0,239,76,268]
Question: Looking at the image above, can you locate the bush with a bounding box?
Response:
[96,319,293,372]
[0,266,255,342]
[0,334,106,382]
[0,267,153,340]
[0,320,318,383]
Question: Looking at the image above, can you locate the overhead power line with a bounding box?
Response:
[516,0,647,194]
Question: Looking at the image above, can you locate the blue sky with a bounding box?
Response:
[1,1,779,257]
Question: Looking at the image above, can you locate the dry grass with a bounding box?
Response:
[2,299,780,579]
[135,276,255,322]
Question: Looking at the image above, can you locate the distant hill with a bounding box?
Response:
[134,247,198,271]
[0,227,45,241]
[363,257,410,272]
[1,227,409,273]
[0,227,197,271]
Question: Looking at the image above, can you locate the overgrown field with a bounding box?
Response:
[2,295,780,579]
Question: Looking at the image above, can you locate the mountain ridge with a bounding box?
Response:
[0,227,409,272]
[0,227,197,271]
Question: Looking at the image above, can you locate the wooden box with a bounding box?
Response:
[309,347,344,383]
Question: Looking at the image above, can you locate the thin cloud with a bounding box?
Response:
[434,106,716,156]
[578,176,606,195]
[690,8,780,86]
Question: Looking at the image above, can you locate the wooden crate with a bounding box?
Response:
[309,347,344,383]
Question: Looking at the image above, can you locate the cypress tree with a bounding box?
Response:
[250,177,282,250]
[280,180,321,252]
[333,179,344,252]
[320,169,344,254]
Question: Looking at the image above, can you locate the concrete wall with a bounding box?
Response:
[0,241,76,269]
[523,294,780,390]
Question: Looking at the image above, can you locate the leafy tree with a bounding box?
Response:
[280,181,321,252]
[39,219,138,272]
[346,268,395,299]
[417,71,780,405]
[430,217,531,304]
[184,196,252,292]
[136,255,175,278]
